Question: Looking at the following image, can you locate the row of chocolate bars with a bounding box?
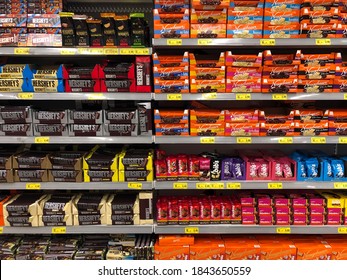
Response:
[0,0,150,48]
[0,59,152,93]
[154,108,347,137]
[0,145,154,183]
[0,191,153,227]
[0,234,155,260]
[154,0,347,39]
[153,51,347,94]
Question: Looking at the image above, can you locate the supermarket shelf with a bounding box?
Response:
[152,38,347,48]
[0,92,153,101]
[0,47,152,56]
[154,92,347,101]
[154,136,345,145]
[154,225,347,235]
[67,0,152,2]
[0,225,154,234]
[154,181,344,190]
[0,136,154,144]
[0,182,153,190]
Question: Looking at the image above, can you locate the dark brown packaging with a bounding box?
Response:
[14,169,49,182]
[41,214,71,226]
[44,253,75,260]
[110,214,134,225]
[0,106,32,124]
[49,151,85,170]
[0,169,13,183]
[33,124,69,136]
[138,192,153,224]
[137,102,152,136]
[119,170,152,181]
[73,15,89,46]
[49,170,83,182]
[115,16,130,47]
[103,109,138,124]
[0,123,33,136]
[43,194,74,215]
[33,110,68,124]
[68,110,103,124]
[210,156,222,181]
[76,194,106,212]
[61,13,75,47]
[87,18,103,47]
[13,151,51,169]
[0,151,13,169]
[130,13,147,47]
[74,214,101,225]
[103,123,138,136]
[101,13,117,46]
[136,56,151,92]
[5,215,39,227]
[68,124,103,136]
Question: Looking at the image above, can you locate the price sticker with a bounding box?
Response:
[89,48,104,55]
[87,93,104,100]
[344,94,347,100]
[236,94,251,100]
[198,39,213,45]
[210,183,224,189]
[173,182,188,189]
[311,137,326,144]
[60,49,76,55]
[227,183,241,189]
[52,227,66,234]
[278,137,293,144]
[260,39,276,46]
[339,137,347,144]
[26,183,41,190]
[277,227,291,234]
[196,183,211,189]
[35,137,50,144]
[0,227,3,234]
[134,48,150,55]
[167,39,182,46]
[237,137,252,144]
[338,227,347,234]
[120,49,136,55]
[14,48,30,55]
[316,39,331,45]
[200,137,215,144]
[104,48,119,55]
[18,93,34,99]
[77,48,88,54]
[167,94,182,101]
[128,182,142,190]
[272,94,288,100]
[268,183,283,189]
[185,227,199,234]
[334,183,347,189]
[202,92,217,100]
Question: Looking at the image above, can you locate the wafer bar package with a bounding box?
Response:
[49,151,85,170]
[33,110,68,124]
[136,56,151,92]
[68,110,102,124]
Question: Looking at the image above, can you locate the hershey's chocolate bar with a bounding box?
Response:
[104,124,138,136]
[76,214,101,225]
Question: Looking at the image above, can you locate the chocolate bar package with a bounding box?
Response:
[68,110,102,124]
[103,109,138,124]
[33,110,68,124]
[0,169,14,183]
[49,170,83,182]
[3,193,46,216]
[29,79,64,93]
[83,148,119,170]
[101,213,138,225]
[0,106,32,124]
[101,194,138,215]
[137,102,152,136]
[68,124,103,136]
[60,12,75,46]
[27,14,61,28]
[101,63,134,79]
[130,13,149,47]
[138,192,153,225]
[41,194,75,216]
[63,65,100,79]
[87,18,103,47]
[101,13,116,46]
[49,151,85,170]
[0,79,32,92]
[119,149,153,171]
[115,16,130,47]
[103,124,139,136]
[83,170,118,182]
[0,123,33,136]
[39,214,73,226]
[5,215,39,227]
[0,151,13,169]
[13,151,51,169]
[73,214,101,225]
[119,170,153,182]
[14,169,49,182]
[101,79,136,93]
[26,34,62,47]
[73,15,89,46]
[136,56,151,92]
[73,194,108,214]
[65,79,101,92]
[0,14,27,28]
[0,64,33,79]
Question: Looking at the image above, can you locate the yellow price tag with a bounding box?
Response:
[339,137,347,144]
[60,49,76,55]
[18,93,34,99]
[128,182,142,190]
[260,39,276,46]
[334,183,347,189]
[14,48,30,55]
[236,94,251,100]
[227,183,241,189]
[88,93,104,100]
[198,39,213,45]
[89,48,104,55]
[316,39,331,45]
[77,48,88,54]
[200,137,215,144]
[167,94,182,101]
[120,49,136,55]
[173,182,188,189]
[167,39,182,46]
[338,227,347,234]
[104,48,119,55]
[277,227,291,234]
[272,94,288,100]
[237,137,252,144]
[52,227,66,234]
[35,137,50,144]
[0,227,3,234]
[278,137,293,144]
[344,94,347,100]
[196,183,211,189]
[210,183,224,189]
[311,137,326,144]
[134,48,150,55]
[268,183,283,189]
[202,92,217,99]
[185,227,199,234]
[26,183,41,190]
